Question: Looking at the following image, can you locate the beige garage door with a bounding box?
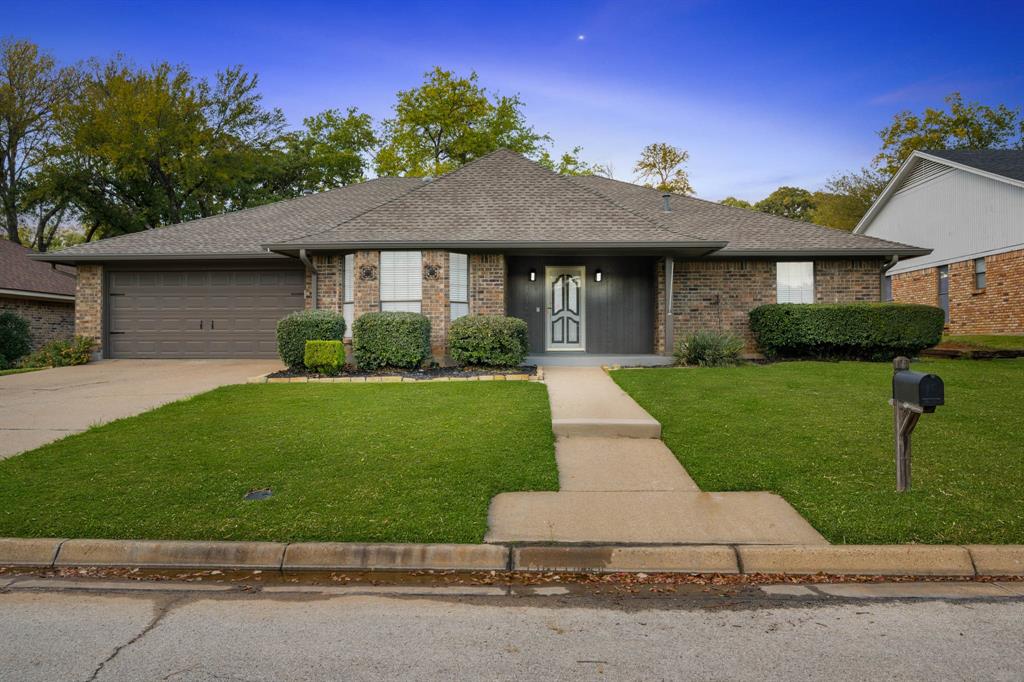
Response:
[107,267,305,358]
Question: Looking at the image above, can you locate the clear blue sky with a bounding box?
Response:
[9,0,1024,200]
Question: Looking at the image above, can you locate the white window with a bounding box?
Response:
[343,254,355,338]
[380,251,422,312]
[975,257,986,289]
[450,252,469,320]
[776,262,814,303]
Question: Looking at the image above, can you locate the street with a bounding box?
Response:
[1,575,1023,680]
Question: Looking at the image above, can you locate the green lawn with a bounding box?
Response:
[0,382,557,543]
[940,334,1024,351]
[0,367,46,377]
[612,360,1024,544]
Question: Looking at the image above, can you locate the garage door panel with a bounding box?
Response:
[107,266,304,358]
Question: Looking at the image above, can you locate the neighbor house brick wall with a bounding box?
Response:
[469,254,506,315]
[352,250,380,318]
[421,249,450,361]
[891,248,1024,334]
[304,255,342,311]
[670,258,883,348]
[74,264,104,357]
[0,297,74,352]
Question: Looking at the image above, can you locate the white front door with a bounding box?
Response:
[545,266,585,351]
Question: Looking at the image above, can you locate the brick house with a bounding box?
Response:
[0,239,76,352]
[36,150,926,361]
[856,149,1024,335]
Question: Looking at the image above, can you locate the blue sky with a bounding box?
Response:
[9,1,1023,200]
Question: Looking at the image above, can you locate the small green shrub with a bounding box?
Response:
[304,340,345,374]
[448,315,529,367]
[748,303,945,360]
[276,310,346,369]
[20,336,96,368]
[352,311,431,370]
[674,330,745,367]
[0,311,31,368]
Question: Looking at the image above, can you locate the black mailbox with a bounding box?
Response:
[892,370,944,411]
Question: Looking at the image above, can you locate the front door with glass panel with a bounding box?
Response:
[545,266,585,351]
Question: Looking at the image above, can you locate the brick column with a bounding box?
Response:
[75,264,104,360]
[304,255,341,311]
[469,254,506,315]
[421,250,450,362]
[654,258,666,354]
[353,250,380,318]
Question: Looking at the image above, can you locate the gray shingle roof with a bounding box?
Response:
[921,149,1024,183]
[38,177,423,261]
[0,240,76,296]
[570,175,926,255]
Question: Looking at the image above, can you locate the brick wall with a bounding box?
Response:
[352,250,380,318]
[421,250,450,360]
[654,259,666,353]
[304,255,341,311]
[469,254,506,315]
[0,296,75,352]
[74,264,104,358]
[891,248,1024,334]
[670,258,883,348]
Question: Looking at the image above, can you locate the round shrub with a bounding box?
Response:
[0,311,31,368]
[352,311,431,370]
[276,310,346,369]
[304,340,346,374]
[748,303,945,361]
[673,330,744,367]
[448,315,529,367]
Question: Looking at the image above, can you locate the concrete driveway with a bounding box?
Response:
[0,359,281,460]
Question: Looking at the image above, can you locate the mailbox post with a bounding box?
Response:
[889,356,944,492]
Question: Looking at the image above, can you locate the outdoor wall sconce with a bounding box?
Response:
[529,269,536,282]
[595,269,603,282]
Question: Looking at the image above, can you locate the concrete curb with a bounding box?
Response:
[2,539,1023,576]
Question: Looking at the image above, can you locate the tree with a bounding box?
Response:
[284,107,377,193]
[719,196,752,209]
[375,67,548,177]
[808,168,886,230]
[753,186,816,221]
[633,142,693,195]
[875,92,1024,176]
[0,38,79,247]
[537,145,609,176]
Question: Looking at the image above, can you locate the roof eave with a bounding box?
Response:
[264,240,729,256]
[712,247,932,258]
[0,287,75,302]
[30,251,289,265]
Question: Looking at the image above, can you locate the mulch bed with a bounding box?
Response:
[267,365,538,381]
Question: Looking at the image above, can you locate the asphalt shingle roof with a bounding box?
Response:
[921,149,1024,183]
[0,240,76,296]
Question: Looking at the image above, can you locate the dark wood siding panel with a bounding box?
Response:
[506,255,655,354]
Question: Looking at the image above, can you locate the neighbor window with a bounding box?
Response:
[380,251,422,312]
[450,252,469,320]
[343,254,355,338]
[938,265,949,323]
[776,262,814,303]
[975,257,986,290]
[882,273,893,302]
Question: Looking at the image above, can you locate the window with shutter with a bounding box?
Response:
[776,262,814,304]
[343,254,355,338]
[380,251,422,312]
[450,252,469,320]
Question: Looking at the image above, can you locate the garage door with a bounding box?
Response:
[107,267,305,358]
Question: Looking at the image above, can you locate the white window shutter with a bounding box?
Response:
[380,251,422,308]
[343,254,355,338]
[449,252,469,320]
[777,262,814,304]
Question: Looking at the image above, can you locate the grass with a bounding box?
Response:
[612,359,1024,544]
[0,382,557,543]
[0,366,47,377]
[940,334,1024,351]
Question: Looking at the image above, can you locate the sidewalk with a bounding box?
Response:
[486,366,827,545]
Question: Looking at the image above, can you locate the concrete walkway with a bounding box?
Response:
[486,366,827,545]
[0,359,280,459]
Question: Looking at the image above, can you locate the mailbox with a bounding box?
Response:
[892,370,944,412]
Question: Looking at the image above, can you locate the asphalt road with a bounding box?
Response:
[2,578,1023,681]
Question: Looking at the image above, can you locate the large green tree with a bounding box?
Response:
[719,196,753,209]
[375,67,548,177]
[753,186,815,221]
[808,168,886,230]
[875,92,1024,176]
[633,142,694,194]
[537,145,609,176]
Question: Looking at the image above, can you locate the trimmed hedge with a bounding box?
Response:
[304,340,345,373]
[748,303,945,360]
[674,330,744,367]
[0,311,31,368]
[352,311,431,369]
[276,310,346,369]
[448,315,529,367]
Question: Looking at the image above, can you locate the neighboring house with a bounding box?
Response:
[35,150,926,361]
[855,149,1024,335]
[0,239,76,351]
